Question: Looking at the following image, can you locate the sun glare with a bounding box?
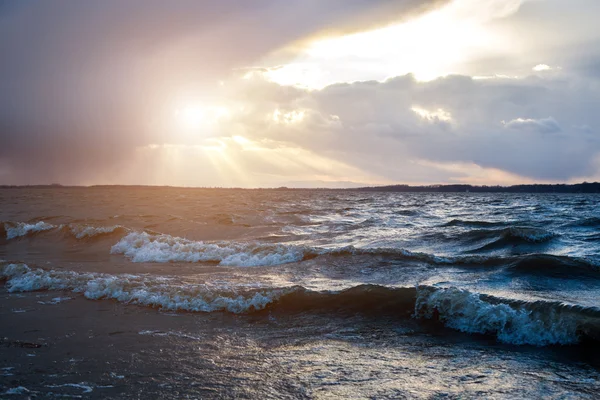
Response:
[176,105,205,130]
[272,109,306,124]
[261,0,515,88]
[175,104,231,131]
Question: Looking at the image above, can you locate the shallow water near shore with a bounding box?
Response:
[1,187,600,398]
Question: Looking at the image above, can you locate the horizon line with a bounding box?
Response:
[1,182,599,191]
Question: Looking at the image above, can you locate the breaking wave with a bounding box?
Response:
[65,224,126,239]
[110,232,464,267]
[2,221,126,240]
[415,286,600,346]
[0,263,286,313]
[3,221,55,239]
[110,232,315,267]
[110,232,600,275]
[2,263,599,346]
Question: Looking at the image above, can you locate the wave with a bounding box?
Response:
[393,209,419,217]
[415,286,600,346]
[64,224,127,239]
[566,217,600,228]
[465,227,558,252]
[3,221,55,239]
[110,232,316,267]
[210,213,251,227]
[110,232,599,276]
[110,231,464,267]
[0,263,286,313]
[442,219,507,228]
[2,263,415,316]
[4,223,595,279]
[2,263,599,347]
[2,221,126,240]
[506,254,600,277]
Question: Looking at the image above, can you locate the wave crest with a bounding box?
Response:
[442,219,506,228]
[466,227,558,252]
[66,224,126,239]
[110,231,469,267]
[0,263,286,313]
[110,232,314,267]
[3,221,126,240]
[4,221,55,239]
[415,286,600,346]
[2,263,599,346]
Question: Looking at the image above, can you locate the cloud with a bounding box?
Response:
[532,64,552,72]
[1,0,600,186]
[215,73,600,183]
[502,117,561,134]
[0,0,446,185]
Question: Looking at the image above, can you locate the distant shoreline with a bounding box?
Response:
[1,182,600,193]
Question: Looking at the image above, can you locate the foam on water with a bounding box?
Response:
[4,386,30,395]
[4,221,55,239]
[0,263,287,313]
[2,263,598,346]
[415,286,596,346]
[3,220,126,240]
[110,232,311,267]
[110,232,459,267]
[68,224,124,239]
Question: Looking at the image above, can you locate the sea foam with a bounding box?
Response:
[414,286,593,346]
[4,221,55,239]
[1,263,598,346]
[110,232,311,267]
[110,231,459,267]
[67,224,124,239]
[0,263,285,313]
[3,221,125,240]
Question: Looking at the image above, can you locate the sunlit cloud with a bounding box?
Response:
[272,109,306,124]
[263,64,324,89]
[2,0,600,187]
[260,0,527,87]
[411,107,453,124]
[502,117,561,134]
[533,64,552,72]
[174,104,231,130]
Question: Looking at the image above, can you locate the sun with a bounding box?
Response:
[174,103,232,132]
[175,104,205,130]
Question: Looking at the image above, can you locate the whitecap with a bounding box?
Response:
[415,286,585,346]
[1,263,288,313]
[5,221,56,239]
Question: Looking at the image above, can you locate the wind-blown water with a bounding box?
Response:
[1,187,599,398]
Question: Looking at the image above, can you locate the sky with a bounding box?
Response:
[1,0,599,187]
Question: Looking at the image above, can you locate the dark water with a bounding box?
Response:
[1,188,600,398]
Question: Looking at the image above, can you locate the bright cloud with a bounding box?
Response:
[260,0,529,87]
[411,107,454,124]
[502,117,562,134]
[533,64,552,72]
[1,0,600,187]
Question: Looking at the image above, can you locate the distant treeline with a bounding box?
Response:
[2,182,600,193]
[350,182,600,193]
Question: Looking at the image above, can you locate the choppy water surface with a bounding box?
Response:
[1,188,600,398]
